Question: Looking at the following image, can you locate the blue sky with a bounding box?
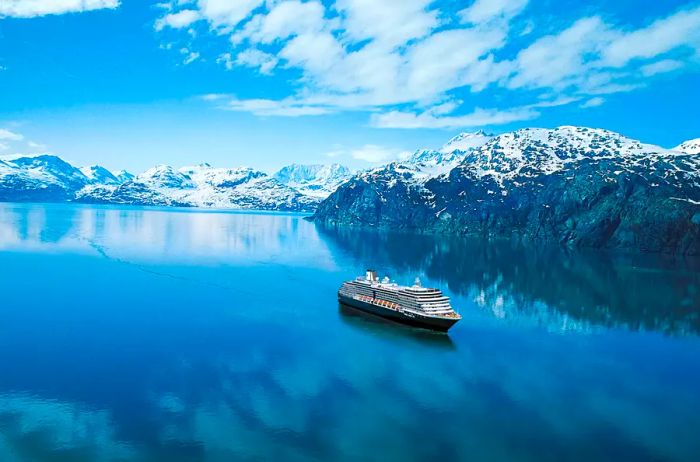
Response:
[0,0,699,173]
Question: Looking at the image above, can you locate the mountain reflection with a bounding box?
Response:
[0,203,335,268]
[1,203,698,336]
[316,225,700,336]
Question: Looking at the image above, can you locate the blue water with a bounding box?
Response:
[0,202,699,462]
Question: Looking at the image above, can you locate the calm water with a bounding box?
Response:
[1,203,699,462]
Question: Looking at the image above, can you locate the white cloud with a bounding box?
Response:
[222,97,332,117]
[459,0,529,24]
[336,0,438,48]
[0,0,119,18]
[216,52,234,70]
[27,140,47,150]
[279,31,345,76]
[372,106,539,129]
[161,1,700,129]
[200,93,230,101]
[506,5,700,96]
[159,0,527,119]
[256,0,326,43]
[180,48,200,65]
[640,59,685,77]
[403,27,508,101]
[206,0,511,111]
[155,9,200,31]
[234,48,278,74]
[507,17,614,91]
[0,128,23,141]
[0,142,8,151]
[580,97,605,108]
[348,144,405,163]
[602,5,700,67]
[196,0,263,29]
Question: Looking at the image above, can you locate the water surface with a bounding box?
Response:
[0,202,699,462]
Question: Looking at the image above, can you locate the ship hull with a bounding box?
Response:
[338,294,459,332]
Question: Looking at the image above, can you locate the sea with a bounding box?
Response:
[0,202,699,462]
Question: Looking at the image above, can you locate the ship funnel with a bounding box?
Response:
[414,277,422,287]
[366,269,378,281]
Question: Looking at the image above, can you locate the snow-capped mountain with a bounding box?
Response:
[675,138,700,154]
[80,165,120,185]
[313,126,700,255]
[76,163,322,211]
[456,126,682,186]
[1,155,349,212]
[273,163,352,198]
[174,164,316,210]
[440,130,493,153]
[139,165,196,189]
[4,154,89,189]
[348,131,493,190]
[113,170,135,183]
[0,154,93,201]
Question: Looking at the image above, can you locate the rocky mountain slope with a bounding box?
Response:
[312,127,700,255]
[0,155,348,212]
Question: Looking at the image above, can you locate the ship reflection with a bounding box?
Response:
[318,225,700,336]
[338,303,456,350]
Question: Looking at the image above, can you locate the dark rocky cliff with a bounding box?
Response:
[313,127,700,255]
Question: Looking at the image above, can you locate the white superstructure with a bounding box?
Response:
[338,270,458,318]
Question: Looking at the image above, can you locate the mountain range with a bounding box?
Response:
[2,127,699,254]
[311,127,700,255]
[0,157,352,212]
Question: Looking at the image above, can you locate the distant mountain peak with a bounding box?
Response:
[80,165,119,185]
[674,138,700,154]
[406,149,461,166]
[273,163,352,198]
[441,131,493,153]
[112,170,134,183]
[137,165,195,189]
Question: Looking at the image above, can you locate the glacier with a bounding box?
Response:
[0,155,352,212]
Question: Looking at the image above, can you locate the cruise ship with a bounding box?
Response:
[338,270,461,332]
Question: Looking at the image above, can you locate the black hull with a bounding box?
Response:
[338,294,459,332]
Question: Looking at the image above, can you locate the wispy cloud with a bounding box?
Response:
[0,128,52,155]
[349,145,407,163]
[372,106,540,129]
[234,48,278,75]
[324,144,409,163]
[0,0,120,18]
[180,48,200,65]
[27,140,48,150]
[221,97,332,117]
[640,59,685,77]
[155,1,700,128]
[0,128,23,141]
[580,97,606,109]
